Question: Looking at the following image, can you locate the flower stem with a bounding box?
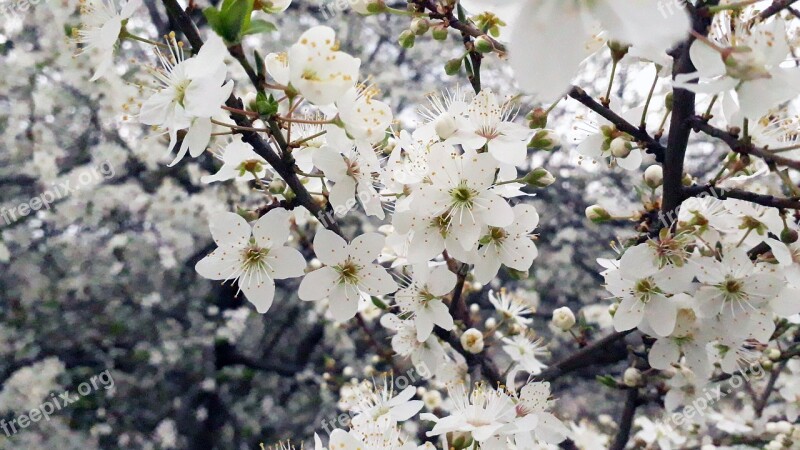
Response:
[640,68,659,128]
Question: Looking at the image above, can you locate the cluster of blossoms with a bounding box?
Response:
[299,377,567,450]
[66,0,800,448]
[605,215,798,379]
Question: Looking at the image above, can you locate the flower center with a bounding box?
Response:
[241,245,270,271]
[634,277,661,303]
[480,227,507,246]
[722,277,743,297]
[449,183,477,208]
[345,158,361,178]
[301,68,320,81]
[174,79,191,107]
[335,260,361,285]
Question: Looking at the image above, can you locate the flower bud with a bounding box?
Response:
[268,178,287,194]
[473,35,494,53]
[551,306,576,331]
[523,167,556,188]
[431,24,449,41]
[451,433,474,450]
[610,137,632,158]
[623,367,642,387]
[527,107,548,129]
[434,113,459,139]
[682,173,693,186]
[665,92,674,111]
[607,41,630,62]
[365,0,385,13]
[528,129,561,151]
[461,328,484,354]
[585,205,611,223]
[767,348,781,361]
[644,165,663,188]
[398,30,416,48]
[422,390,442,410]
[411,18,430,35]
[781,228,799,244]
[608,302,619,316]
[444,56,465,75]
[243,92,258,111]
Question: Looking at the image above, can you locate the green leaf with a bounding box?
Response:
[212,0,254,42]
[203,7,221,32]
[253,50,265,80]
[255,92,278,117]
[371,296,388,310]
[242,19,276,36]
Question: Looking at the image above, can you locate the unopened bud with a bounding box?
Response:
[461,328,484,354]
[431,24,448,41]
[551,306,576,331]
[398,30,415,48]
[529,129,561,151]
[473,35,493,53]
[586,204,611,223]
[682,173,693,186]
[365,0,384,13]
[644,165,663,188]
[444,58,462,76]
[422,390,442,410]
[523,167,556,188]
[623,367,642,387]
[608,41,630,62]
[435,113,459,139]
[527,107,548,129]
[243,92,258,111]
[268,178,286,194]
[665,92,674,111]
[610,137,632,158]
[781,228,799,244]
[767,348,781,361]
[410,18,429,35]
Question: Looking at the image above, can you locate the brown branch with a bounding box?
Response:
[160,0,341,236]
[534,330,633,382]
[760,0,800,18]
[754,360,787,417]
[568,86,666,162]
[662,6,710,220]
[683,184,800,209]
[412,0,506,54]
[610,388,640,450]
[690,117,800,172]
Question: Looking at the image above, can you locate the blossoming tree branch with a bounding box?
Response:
[67,0,800,448]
